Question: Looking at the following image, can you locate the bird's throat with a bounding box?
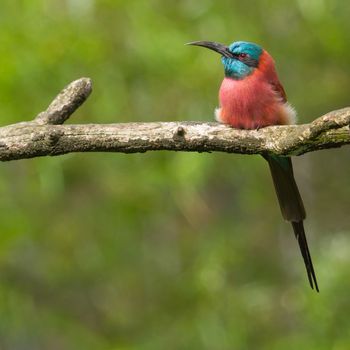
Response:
[222,57,254,79]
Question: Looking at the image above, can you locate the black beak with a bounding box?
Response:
[186,41,234,58]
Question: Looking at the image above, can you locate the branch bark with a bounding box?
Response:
[0,78,349,161]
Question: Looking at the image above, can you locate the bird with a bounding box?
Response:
[187,40,319,292]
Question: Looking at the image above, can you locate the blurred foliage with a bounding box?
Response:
[0,0,350,349]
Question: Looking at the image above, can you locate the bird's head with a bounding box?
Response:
[187,40,263,80]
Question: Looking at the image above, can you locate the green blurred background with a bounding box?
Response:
[0,0,350,349]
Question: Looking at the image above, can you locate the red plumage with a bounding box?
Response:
[216,48,318,291]
[216,50,295,129]
[188,40,319,291]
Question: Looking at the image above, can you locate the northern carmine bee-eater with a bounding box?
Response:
[188,40,318,291]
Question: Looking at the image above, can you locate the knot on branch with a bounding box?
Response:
[175,126,186,137]
[173,125,187,143]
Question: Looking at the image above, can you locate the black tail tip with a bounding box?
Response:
[309,278,319,293]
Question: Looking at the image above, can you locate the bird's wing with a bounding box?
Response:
[270,79,287,103]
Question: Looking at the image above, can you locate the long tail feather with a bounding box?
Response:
[292,222,319,292]
[264,155,319,291]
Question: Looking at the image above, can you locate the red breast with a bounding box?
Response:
[216,50,295,129]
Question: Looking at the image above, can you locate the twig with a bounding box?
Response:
[35,78,92,125]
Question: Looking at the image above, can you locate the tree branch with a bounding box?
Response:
[0,78,349,162]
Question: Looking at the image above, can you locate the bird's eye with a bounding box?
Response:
[238,53,248,59]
